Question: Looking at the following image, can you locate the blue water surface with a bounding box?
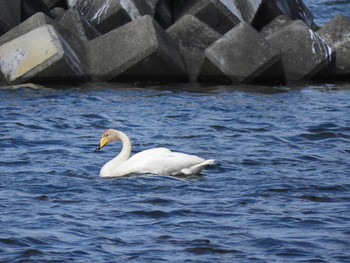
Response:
[0,82,349,262]
[304,0,350,25]
[1,1,350,262]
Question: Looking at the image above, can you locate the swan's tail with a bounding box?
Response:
[172,159,215,176]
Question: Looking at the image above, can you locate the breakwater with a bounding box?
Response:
[0,0,349,86]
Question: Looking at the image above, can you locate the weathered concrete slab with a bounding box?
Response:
[253,0,317,30]
[174,0,241,34]
[198,22,283,84]
[266,20,334,82]
[318,15,350,79]
[167,15,222,82]
[0,12,87,53]
[57,8,100,41]
[0,25,86,84]
[260,15,292,38]
[0,12,89,76]
[75,0,152,34]
[0,0,21,36]
[87,15,187,82]
[0,12,52,46]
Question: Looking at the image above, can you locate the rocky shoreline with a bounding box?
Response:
[0,0,349,86]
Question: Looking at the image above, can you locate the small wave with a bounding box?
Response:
[275,248,309,258]
[81,113,106,119]
[20,249,44,257]
[299,132,339,141]
[52,199,83,204]
[129,210,170,219]
[297,195,333,202]
[185,246,240,254]
[251,237,285,249]
[210,124,247,134]
[0,238,27,246]
[297,154,324,162]
[265,188,292,193]
[34,195,49,201]
[301,123,350,141]
[314,184,349,191]
[137,197,177,205]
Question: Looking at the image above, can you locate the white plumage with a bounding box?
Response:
[95,129,214,177]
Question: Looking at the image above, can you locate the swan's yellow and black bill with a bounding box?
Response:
[95,137,108,152]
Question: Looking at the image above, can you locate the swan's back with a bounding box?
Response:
[119,148,213,176]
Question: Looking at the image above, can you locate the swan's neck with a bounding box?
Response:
[100,131,132,177]
[114,130,132,162]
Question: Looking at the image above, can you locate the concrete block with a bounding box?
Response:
[167,15,222,81]
[0,12,89,76]
[253,0,317,30]
[0,12,53,46]
[174,0,261,28]
[21,0,51,21]
[51,7,66,18]
[0,25,86,84]
[198,22,283,84]
[0,72,6,87]
[57,9,100,41]
[66,0,78,8]
[266,20,334,82]
[318,15,350,78]
[0,12,87,51]
[75,0,131,34]
[145,0,158,11]
[87,15,187,82]
[173,1,191,16]
[0,0,21,36]
[42,0,66,9]
[174,0,241,34]
[120,0,153,20]
[260,15,292,38]
[220,0,262,24]
[0,72,5,85]
[154,0,173,28]
[173,0,194,20]
[76,0,152,34]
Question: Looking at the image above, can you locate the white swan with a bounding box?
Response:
[95,129,214,177]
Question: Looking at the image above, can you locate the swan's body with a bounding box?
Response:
[95,129,214,177]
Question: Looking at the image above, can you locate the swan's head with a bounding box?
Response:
[95,129,119,152]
